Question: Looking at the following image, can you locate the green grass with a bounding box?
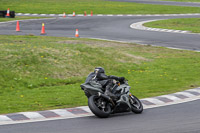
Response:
[0,16,50,22]
[0,35,200,114]
[1,0,200,14]
[159,0,200,2]
[144,18,200,33]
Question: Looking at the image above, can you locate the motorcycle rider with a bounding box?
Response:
[87,67,125,99]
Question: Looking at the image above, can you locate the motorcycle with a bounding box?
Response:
[80,77,143,118]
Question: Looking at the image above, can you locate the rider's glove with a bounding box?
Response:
[119,77,125,82]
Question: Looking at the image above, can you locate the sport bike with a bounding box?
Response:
[80,78,143,118]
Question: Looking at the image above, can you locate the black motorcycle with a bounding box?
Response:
[81,78,143,118]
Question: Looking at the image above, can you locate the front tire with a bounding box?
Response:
[88,95,111,118]
[129,94,143,114]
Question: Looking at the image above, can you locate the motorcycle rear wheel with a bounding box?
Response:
[129,94,143,114]
[88,95,112,118]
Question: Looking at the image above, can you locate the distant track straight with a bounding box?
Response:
[1,14,200,51]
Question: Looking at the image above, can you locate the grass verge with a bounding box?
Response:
[144,18,200,33]
[0,35,200,114]
[159,0,200,2]
[0,16,50,22]
[1,0,200,14]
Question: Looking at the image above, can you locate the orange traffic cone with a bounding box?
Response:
[84,11,87,16]
[75,29,79,37]
[16,21,20,32]
[5,8,10,18]
[91,10,93,16]
[40,23,46,35]
[73,11,75,17]
[63,12,66,18]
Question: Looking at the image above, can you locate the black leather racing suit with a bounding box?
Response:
[85,67,124,98]
[95,72,121,98]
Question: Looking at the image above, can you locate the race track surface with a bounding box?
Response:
[1,15,200,51]
[1,99,200,133]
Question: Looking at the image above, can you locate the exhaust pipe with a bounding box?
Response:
[98,92,115,106]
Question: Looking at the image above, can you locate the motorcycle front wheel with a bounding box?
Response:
[129,94,143,114]
[88,95,112,118]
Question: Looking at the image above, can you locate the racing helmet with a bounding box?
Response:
[94,67,105,74]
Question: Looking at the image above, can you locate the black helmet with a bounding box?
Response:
[94,67,105,74]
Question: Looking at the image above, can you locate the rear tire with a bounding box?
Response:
[88,95,111,118]
[129,95,143,114]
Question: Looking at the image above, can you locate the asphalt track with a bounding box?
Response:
[1,99,200,133]
[0,15,200,51]
[0,0,200,132]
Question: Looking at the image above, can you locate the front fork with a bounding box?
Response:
[129,93,141,109]
[129,93,134,99]
[129,93,136,103]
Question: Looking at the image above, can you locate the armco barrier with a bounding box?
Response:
[0,10,15,18]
